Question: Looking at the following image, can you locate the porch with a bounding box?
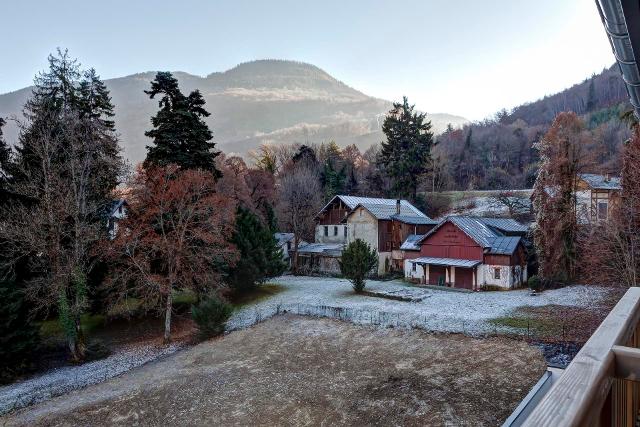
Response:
[405,257,481,290]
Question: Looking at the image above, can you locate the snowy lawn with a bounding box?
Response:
[228,275,609,336]
[0,274,609,416]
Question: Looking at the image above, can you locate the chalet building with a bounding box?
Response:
[301,195,437,275]
[576,173,621,223]
[274,232,308,268]
[404,216,528,290]
[106,199,128,240]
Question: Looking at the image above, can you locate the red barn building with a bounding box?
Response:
[404,216,528,290]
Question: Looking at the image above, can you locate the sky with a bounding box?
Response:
[0,0,615,121]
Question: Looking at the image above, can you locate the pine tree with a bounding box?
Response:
[144,72,220,176]
[339,239,378,293]
[227,207,286,293]
[377,96,433,200]
[3,50,124,361]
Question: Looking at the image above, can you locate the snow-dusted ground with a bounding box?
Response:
[0,343,183,415]
[228,276,607,336]
[0,275,606,416]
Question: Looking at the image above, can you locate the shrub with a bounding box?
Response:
[191,295,233,339]
[339,239,378,293]
[528,275,543,292]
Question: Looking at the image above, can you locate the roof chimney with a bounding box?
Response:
[396,199,401,215]
[605,173,610,182]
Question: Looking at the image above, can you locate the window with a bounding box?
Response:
[494,268,501,280]
[597,202,608,221]
[344,226,347,237]
[287,242,291,251]
[334,226,338,236]
[324,226,328,236]
[412,263,416,272]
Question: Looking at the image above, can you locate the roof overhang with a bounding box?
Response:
[596,0,640,118]
[410,257,481,268]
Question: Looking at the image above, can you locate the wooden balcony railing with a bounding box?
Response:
[521,287,640,426]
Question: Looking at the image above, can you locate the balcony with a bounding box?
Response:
[508,287,640,426]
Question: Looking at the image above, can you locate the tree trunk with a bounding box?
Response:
[68,314,86,362]
[164,292,173,343]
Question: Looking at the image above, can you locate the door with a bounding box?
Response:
[429,265,447,285]
[455,267,474,290]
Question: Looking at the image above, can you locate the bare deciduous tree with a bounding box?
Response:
[103,165,237,342]
[277,165,322,274]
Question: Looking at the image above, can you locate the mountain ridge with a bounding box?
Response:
[0,59,463,163]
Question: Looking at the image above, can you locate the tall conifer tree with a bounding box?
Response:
[377,96,433,200]
[144,72,220,176]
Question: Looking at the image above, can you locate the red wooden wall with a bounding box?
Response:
[419,221,483,260]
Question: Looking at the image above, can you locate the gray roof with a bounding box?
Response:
[274,232,295,246]
[318,195,433,222]
[419,216,525,255]
[410,257,481,268]
[488,236,522,255]
[107,199,127,218]
[295,243,344,257]
[579,173,621,190]
[400,234,425,251]
[477,217,528,234]
[391,214,439,225]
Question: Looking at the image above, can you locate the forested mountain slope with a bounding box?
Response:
[433,65,632,190]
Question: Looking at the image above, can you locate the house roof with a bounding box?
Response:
[476,217,528,234]
[410,257,482,268]
[295,243,344,257]
[107,199,127,218]
[391,214,439,225]
[578,173,621,190]
[317,195,433,222]
[274,232,295,246]
[400,234,425,251]
[418,216,525,255]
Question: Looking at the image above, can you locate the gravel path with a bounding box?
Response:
[0,275,607,416]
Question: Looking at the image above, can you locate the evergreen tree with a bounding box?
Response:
[0,277,40,383]
[0,118,10,186]
[586,79,596,112]
[144,72,220,176]
[2,50,125,361]
[321,160,346,200]
[339,239,378,293]
[377,96,434,200]
[227,207,286,293]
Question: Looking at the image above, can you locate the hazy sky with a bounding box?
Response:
[1,0,615,120]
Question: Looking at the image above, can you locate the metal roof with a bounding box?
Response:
[477,217,529,234]
[391,214,439,225]
[318,195,433,221]
[274,232,294,246]
[410,257,481,268]
[488,236,522,255]
[418,216,525,255]
[578,173,621,190]
[400,234,424,251]
[295,243,344,257]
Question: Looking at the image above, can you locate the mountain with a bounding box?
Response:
[0,60,468,164]
[433,65,632,191]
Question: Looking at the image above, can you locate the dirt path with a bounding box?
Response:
[3,315,546,426]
